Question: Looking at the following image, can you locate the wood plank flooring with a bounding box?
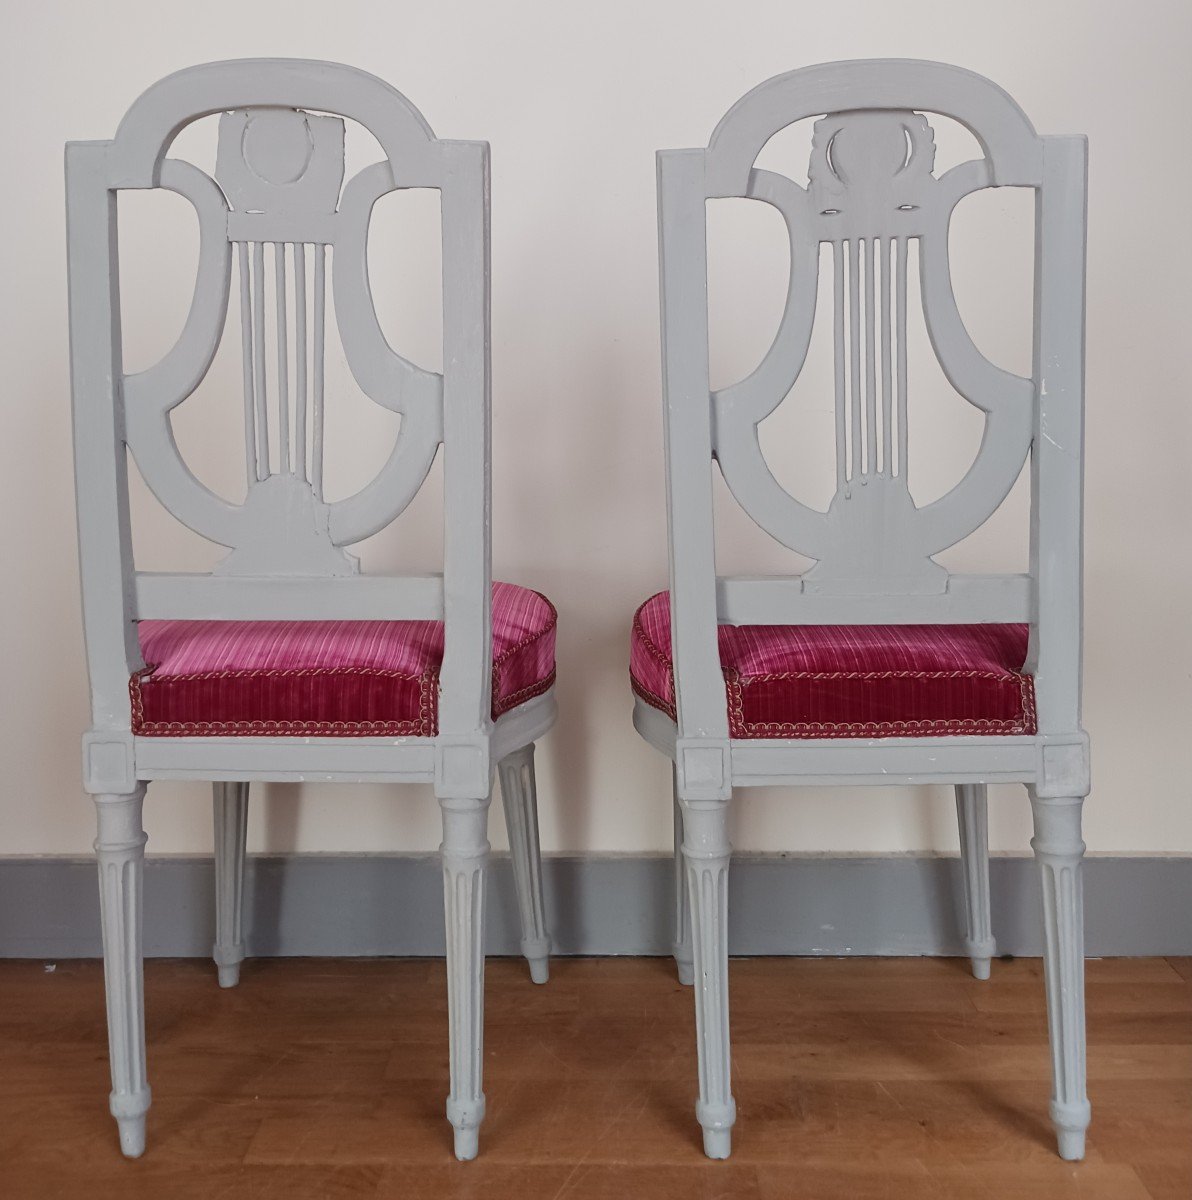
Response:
[0,956,1187,1198]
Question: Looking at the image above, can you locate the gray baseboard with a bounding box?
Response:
[0,853,1188,959]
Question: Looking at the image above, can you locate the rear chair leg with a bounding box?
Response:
[955,783,996,979]
[672,765,693,985]
[213,781,249,988]
[498,745,551,984]
[94,786,151,1158]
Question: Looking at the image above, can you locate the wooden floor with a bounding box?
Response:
[0,956,1188,1199]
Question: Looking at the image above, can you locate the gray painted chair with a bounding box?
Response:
[635,60,1089,1160]
[66,59,554,1161]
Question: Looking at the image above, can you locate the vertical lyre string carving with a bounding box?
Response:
[831,236,847,493]
[831,232,912,494]
[847,238,861,484]
[312,243,327,501]
[895,234,909,480]
[211,107,361,575]
[274,243,290,475]
[216,107,344,508]
[864,235,877,479]
[811,111,936,506]
[294,243,308,484]
[879,235,892,476]
[233,239,328,495]
[251,242,268,479]
[236,242,258,483]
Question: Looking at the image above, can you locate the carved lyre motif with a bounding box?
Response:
[710,107,1034,594]
[117,97,445,581]
[214,108,353,576]
[808,110,944,590]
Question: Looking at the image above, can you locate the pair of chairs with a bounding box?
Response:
[67,57,1090,1164]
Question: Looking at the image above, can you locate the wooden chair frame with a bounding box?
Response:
[67,59,553,1161]
[638,59,1090,1160]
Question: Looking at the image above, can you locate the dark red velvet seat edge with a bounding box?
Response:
[630,591,1036,740]
[131,582,557,738]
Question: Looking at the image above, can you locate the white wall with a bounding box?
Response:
[3,0,1190,860]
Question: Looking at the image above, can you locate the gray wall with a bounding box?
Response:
[2,853,1188,958]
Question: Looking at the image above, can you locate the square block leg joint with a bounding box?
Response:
[1035,732,1090,798]
[82,729,136,795]
[435,737,493,800]
[676,739,732,801]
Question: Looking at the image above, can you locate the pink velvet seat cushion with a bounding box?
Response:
[630,591,1035,739]
[132,582,556,737]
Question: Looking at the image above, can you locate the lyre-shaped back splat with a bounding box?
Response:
[810,110,944,590]
[707,102,1034,595]
[214,107,353,576]
[113,80,447,581]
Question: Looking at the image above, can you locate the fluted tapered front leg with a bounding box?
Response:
[497,746,551,984]
[955,783,995,979]
[681,795,735,1159]
[213,781,249,988]
[94,786,151,1159]
[440,792,491,1161]
[1029,788,1090,1161]
[672,766,693,985]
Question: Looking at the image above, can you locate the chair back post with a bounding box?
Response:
[438,139,493,738]
[66,141,142,740]
[657,148,731,747]
[1029,133,1088,740]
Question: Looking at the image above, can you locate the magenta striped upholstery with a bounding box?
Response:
[133,582,556,737]
[630,591,1035,739]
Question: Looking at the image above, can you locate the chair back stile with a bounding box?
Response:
[656,59,1087,746]
[66,60,494,751]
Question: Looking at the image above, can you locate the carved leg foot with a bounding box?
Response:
[115,1113,146,1159]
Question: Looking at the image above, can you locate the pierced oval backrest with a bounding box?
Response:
[700,61,1043,595]
[111,61,450,578]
